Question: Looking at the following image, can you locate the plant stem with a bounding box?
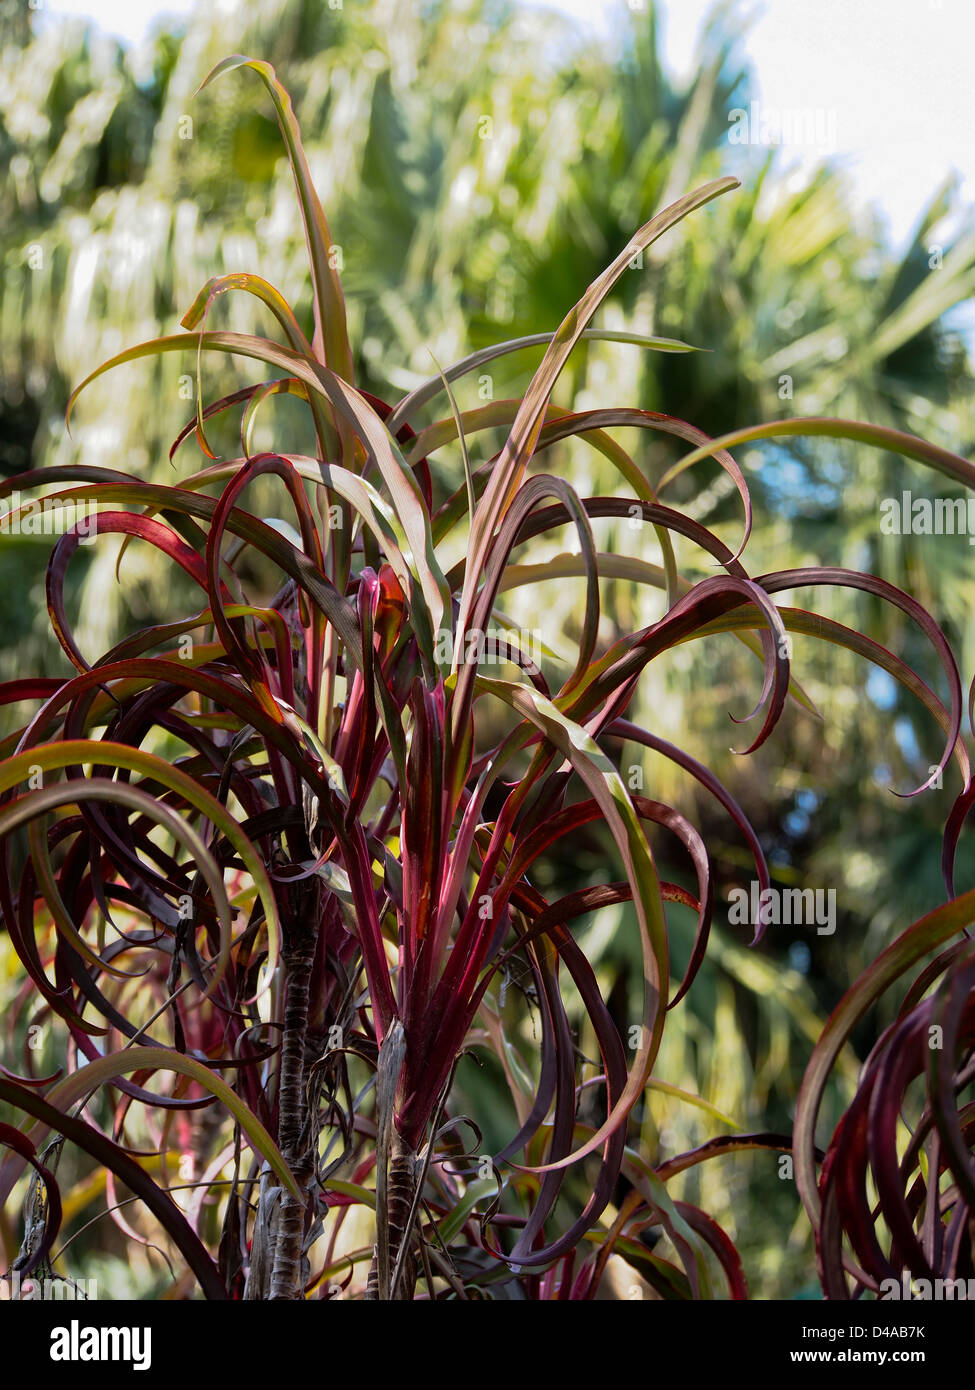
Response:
[365,1131,418,1300]
[269,935,316,1301]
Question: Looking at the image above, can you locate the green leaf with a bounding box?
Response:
[0,740,281,1001]
[198,58,353,387]
[43,1046,302,1199]
[476,676,669,1168]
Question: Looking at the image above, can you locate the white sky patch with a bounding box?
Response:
[541,0,975,255]
[38,0,214,45]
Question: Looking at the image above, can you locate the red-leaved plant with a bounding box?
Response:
[2,56,975,1301]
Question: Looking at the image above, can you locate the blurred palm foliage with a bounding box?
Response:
[1,0,974,1297]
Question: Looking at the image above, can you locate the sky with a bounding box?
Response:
[35,0,975,253]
